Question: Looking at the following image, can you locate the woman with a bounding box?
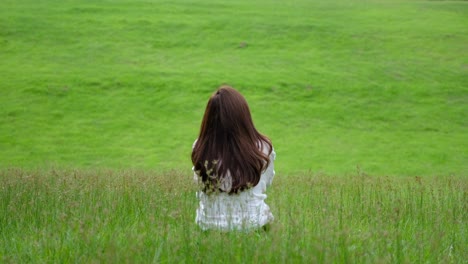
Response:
[191,85,276,231]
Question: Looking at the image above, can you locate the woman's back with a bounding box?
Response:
[194,142,276,231]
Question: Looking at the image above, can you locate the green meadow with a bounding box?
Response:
[0,0,467,262]
[1,169,467,263]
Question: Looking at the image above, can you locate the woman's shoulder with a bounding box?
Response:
[258,140,274,156]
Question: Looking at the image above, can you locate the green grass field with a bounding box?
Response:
[1,0,466,176]
[1,0,467,262]
[1,169,467,263]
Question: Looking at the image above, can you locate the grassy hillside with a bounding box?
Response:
[0,0,467,175]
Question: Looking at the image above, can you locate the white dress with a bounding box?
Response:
[193,142,276,231]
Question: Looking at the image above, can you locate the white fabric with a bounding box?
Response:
[192,141,276,231]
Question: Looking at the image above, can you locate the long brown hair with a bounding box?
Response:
[191,85,272,194]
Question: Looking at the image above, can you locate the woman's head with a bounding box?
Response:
[199,86,255,142]
[192,85,272,194]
